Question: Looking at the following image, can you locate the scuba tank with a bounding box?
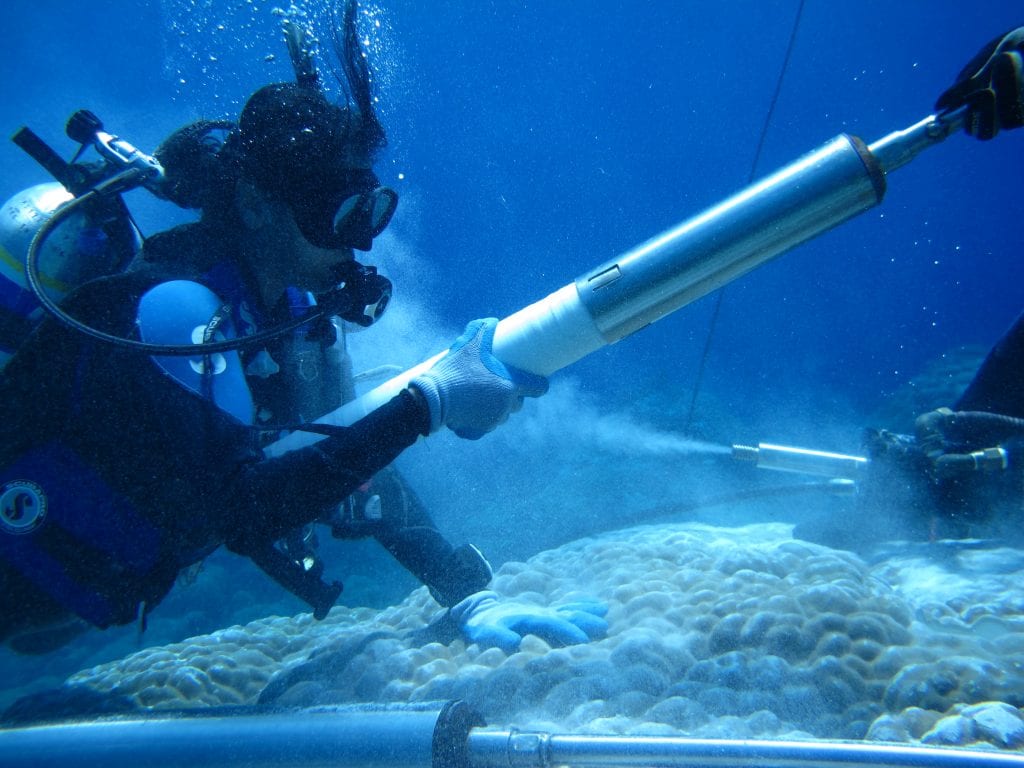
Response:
[0,112,151,369]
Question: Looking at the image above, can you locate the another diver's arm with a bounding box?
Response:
[936,27,1024,139]
[954,310,1024,416]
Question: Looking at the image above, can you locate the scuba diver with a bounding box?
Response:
[793,27,1024,551]
[0,1,607,655]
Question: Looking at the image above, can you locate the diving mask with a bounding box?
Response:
[332,186,398,251]
[288,170,398,252]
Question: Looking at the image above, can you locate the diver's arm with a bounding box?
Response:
[116,272,430,549]
[353,466,493,606]
[224,387,429,550]
[222,380,491,604]
[954,310,1024,416]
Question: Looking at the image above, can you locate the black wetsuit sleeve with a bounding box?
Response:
[226,389,429,550]
[954,310,1024,417]
[4,272,432,569]
[346,467,493,606]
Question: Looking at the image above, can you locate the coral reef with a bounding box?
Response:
[860,543,1024,749]
[869,702,1024,750]
[43,522,1024,751]
[64,606,390,709]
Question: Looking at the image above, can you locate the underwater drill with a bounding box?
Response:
[268,110,967,458]
[731,405,1023,486]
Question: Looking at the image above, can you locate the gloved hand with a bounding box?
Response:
[935,27,1024,140]
[450,590,609,653]
[411,318,548,439]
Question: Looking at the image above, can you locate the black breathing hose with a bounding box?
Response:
[946,410,1024,439]
[917,408,1024,449]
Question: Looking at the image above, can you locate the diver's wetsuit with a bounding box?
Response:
[954,310,1024,417]
[0,218,488,648]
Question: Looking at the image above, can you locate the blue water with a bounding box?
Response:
[0,0,1021,715]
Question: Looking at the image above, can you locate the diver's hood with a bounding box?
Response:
[236,83,391,250]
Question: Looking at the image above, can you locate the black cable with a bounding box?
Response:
[684,0,806,431]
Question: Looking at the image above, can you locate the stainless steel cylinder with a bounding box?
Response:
[575,134,885,343]
[0,702,480,768]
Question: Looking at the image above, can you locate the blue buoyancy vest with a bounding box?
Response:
[0,442,166,627]
[0,277,255,628]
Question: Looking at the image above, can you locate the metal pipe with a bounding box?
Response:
[732,442,868,479]
[468,730,1024,768]
[267,112,963,456]
[6,701,1019,768]
[0,701,481,768]
[867,108,966,174]
[574,134,883,344]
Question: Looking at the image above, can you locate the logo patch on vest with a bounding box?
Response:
[188,324,227,375]
[0,480,47,535]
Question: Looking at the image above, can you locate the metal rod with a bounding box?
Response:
[468,730,1024,768]
[732,442,868,479]
[0,702,479,768]
[868,108,966,174]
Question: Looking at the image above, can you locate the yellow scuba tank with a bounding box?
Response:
[0,109,158,370]
[0,181,142,369]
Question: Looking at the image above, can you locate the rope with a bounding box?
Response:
[684,0,806,432]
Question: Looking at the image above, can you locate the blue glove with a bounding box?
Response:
[411,318,548,439]
[450,590,609,653]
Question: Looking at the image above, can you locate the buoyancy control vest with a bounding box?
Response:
[0,268,257,629]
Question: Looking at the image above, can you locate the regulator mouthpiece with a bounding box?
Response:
[319,261,392,327]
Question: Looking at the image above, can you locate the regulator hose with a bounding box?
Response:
[916,408,1024,452]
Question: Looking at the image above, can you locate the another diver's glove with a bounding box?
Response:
[411,318,548,439]
[935,27,1024,140]
[450,590,609,653]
